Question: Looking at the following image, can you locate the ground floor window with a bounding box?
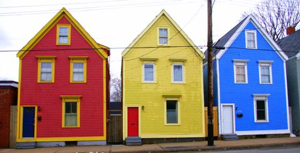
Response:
[253,94,269,122]
[166,100,178,124]
[60,95,81,127]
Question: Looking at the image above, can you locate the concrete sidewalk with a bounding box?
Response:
[1,137,300,153]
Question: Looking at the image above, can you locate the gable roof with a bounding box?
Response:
[204,15,287,62]
[277,29,300,58]
[17,7,109,59]
[122,9,204,58]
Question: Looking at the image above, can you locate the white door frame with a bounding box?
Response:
[221,104,236,134]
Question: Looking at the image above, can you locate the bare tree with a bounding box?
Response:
[110,77,121,102]
[243,0,300,41]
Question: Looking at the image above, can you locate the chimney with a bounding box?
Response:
[286,26,295,35]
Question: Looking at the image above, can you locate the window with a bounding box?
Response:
[159,28,168,45]
[172,64,184,83]
[253,95,269,122]
[143,63,155,82]
[37,56,56,83]
[259,62,272,84]
[69,56,88,83]
[61,95,81,127]
[246,30,257,49]
[73,63,84,81]
[57,25,71,45]
[65,102,77,126]
[166,100,178,124]
[234,60,248,83]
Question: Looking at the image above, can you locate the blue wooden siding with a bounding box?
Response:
[218,21,288,131]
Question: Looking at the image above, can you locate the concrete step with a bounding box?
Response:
[16,142,36,149]
[222,134,239,141]
[125,137,142,146]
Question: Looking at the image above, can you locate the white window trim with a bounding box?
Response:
[253,94,270,123]
[164,98,180,125]
[172,63,184,83]
[158,27,170,45]
[142,62,156,83]
[245,30,257,49]
[258,61,273,84]
[233,60,249,84]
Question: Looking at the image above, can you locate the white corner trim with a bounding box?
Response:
[236,129,290,135]
[217,59,222,136]
[283,62,291,133]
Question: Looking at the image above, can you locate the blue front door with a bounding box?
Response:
[22,107,35,138]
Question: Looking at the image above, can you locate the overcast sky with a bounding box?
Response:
[0,0,263,81]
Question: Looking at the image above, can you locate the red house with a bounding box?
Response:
[16,8,110,148]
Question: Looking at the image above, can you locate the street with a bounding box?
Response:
[184,145,300,153]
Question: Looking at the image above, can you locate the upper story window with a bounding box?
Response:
[246,30,257,49]
[140,58,158,83]
[258,61,273,84]
[143,63,155,82]
[172,64,184,83]
[233,60,248,83]
[57,24,71,45]
[69,56,88,83]
[36,56,56,83]
[159,28,169,45]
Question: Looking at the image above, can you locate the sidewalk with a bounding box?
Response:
[1,137,300,153]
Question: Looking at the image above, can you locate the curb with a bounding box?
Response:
[110,142,300,153]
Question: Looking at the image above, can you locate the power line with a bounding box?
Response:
[0,45,299,54]
[123,3,205,61]
[0,0,201,16]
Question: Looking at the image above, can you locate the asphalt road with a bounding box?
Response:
[182,145,300,153]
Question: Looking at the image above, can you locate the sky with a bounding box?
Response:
[0,0,264,81]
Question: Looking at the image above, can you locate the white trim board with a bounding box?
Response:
[236,129,290,135]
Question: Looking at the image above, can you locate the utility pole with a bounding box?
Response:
[207,0,214,146]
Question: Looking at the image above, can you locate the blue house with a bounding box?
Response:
[204,15,290,138]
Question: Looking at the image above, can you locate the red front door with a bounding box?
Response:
[127,107,139,136]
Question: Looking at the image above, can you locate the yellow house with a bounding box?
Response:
[122,10,205,144]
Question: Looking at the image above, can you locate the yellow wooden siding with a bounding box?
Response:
[123,13,205,139]
[204,107,219,137]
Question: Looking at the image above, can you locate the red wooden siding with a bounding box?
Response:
[20,16,106,138]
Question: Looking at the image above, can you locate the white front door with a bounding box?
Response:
[222,105,234,134]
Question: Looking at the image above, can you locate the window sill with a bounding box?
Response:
[235,82,248,84]
[142,81,157,84]
[70,81,86,83]
[255,120,268,123]
[38,81,54,83]
[165,123,180,126]
[62,126,80,128]
[56,43,70,46]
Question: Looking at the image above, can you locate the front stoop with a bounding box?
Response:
[222,133,239,141]
[16,142,36,149]
[125,137,142,146]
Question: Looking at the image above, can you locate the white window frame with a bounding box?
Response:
[258,61,273,84]
[172,63,184,83]
[245,30,257,49]
[233,60,248,84]
[253,94,270,123]
[158,27,169,45]
[143,63,155,83]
